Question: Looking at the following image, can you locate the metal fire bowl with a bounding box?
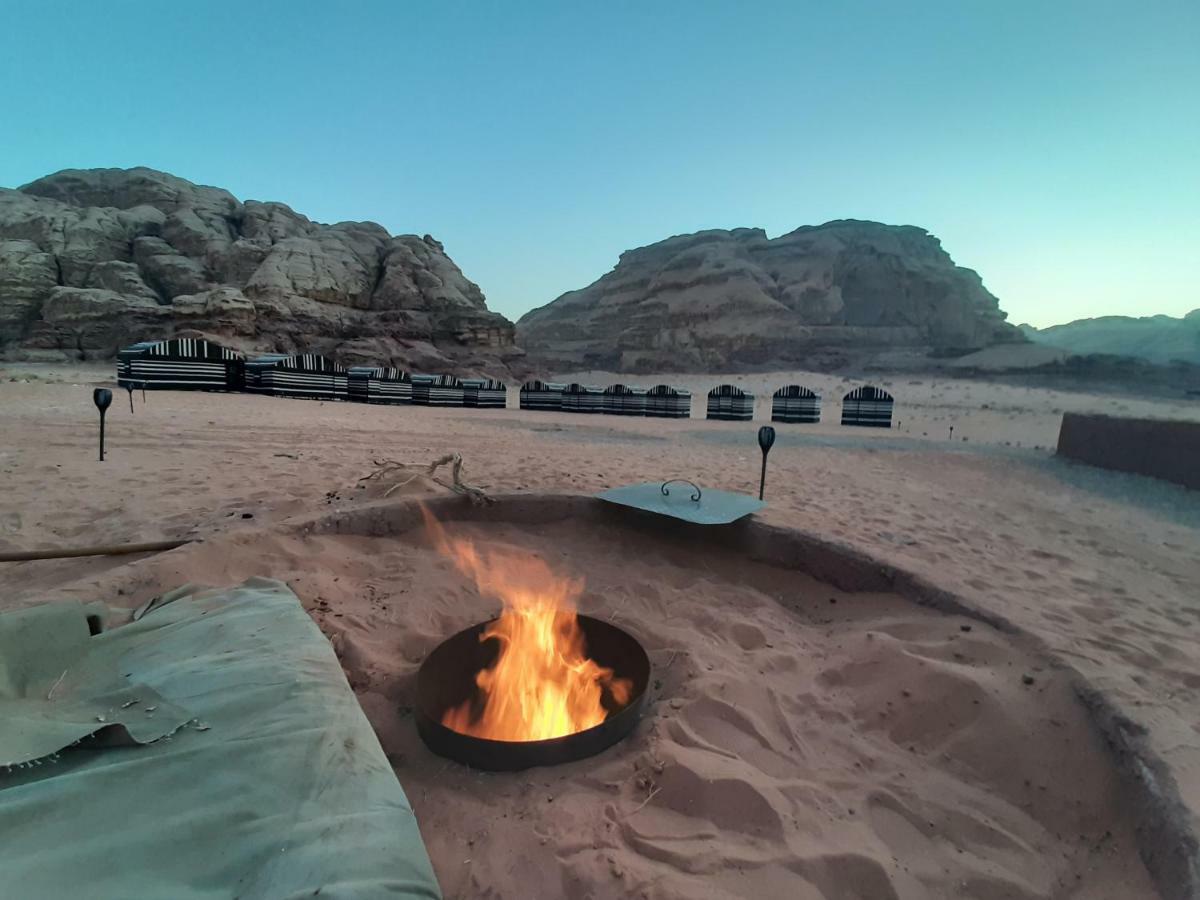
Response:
[415,614,651,771]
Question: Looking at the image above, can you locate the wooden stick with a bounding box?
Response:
[0,539,190,563]
[624,786,662,818]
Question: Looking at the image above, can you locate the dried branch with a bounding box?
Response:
[358,453,493,504]
[625,786,662,818]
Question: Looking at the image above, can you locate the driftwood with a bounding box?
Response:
[0,539,191,563]
[357,453,493,504]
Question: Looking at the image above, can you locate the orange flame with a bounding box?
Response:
[422,506,632,742]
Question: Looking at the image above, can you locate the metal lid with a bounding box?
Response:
[596,480,765,525]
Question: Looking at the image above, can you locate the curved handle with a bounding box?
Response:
[660,479,702,502]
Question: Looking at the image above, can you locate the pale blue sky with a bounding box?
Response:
[2,1,1196,326]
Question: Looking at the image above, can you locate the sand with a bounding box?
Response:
[2,363,1199,898]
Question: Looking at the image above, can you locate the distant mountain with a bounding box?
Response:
[1019,310,1200,366]
[0,167,520,372]
[517,221,1023,373]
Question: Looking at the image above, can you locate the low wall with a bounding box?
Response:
[1057,413,1200,490]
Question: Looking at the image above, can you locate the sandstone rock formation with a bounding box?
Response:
[1020,310,1200,366]
[517,221,1022,372]
[0,167,519,373]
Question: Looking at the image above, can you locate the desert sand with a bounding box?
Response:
[2,363,1199,899]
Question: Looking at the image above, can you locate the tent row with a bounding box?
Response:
[116,339,506,408]
[115,338,896,427]
[518,382,895,427]
[518,382,692,418]
[717,383,896,427]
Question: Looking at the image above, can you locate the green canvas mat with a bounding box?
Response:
[0,577,441,899]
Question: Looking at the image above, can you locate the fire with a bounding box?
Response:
[423,506,632,742]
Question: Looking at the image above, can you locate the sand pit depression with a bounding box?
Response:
[270,495,1162,900]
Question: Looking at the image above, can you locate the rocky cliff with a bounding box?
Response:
[1020,310,1200,366]
[0,167,520,373]
[517,221,1022,372]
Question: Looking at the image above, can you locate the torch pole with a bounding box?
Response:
[93,388,113,462]
[756,426,776,501]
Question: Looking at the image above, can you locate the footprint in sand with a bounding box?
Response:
[866,791,1048,898]
[790,853,902,900]
[1028,548,1071,564]
[729,621,767,650]
[1041,610,1073,626]
[673,695,800,777]
[618,757,784,849]
[1070,603,1118,624]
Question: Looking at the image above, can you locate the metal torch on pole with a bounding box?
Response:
[757,426,775,500]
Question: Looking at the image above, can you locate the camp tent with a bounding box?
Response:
[245,353,349,401]
[602,384,647,416]
[645,385,692,419]
[706,384,754,421]
[841,385,895,427]
[411,374,464,407]
[348,366,413,405]
[462,377,507,409]
[562,383,603,414]
[519,380,566,411]
[117,338,244,392]
[771,385,821,423]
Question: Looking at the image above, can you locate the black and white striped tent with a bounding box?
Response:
[244,354,290,393]
[706,384,754,421]
[117,338,244,392]
[602,384,647,416]
[771,385,821,423]
[245,353,348,401]
[645,385,692,419]
[519,380,566,411]
[841,385,894,427]
[462,378,507,409]
[562,383,603,414]
[411,374,464,407]
[347,367,413,405]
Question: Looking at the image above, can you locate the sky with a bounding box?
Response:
[2,0,1197,328]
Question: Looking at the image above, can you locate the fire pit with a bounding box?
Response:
[284,494,1184,899]
[412,505,651,771]
[416,614,650,770]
